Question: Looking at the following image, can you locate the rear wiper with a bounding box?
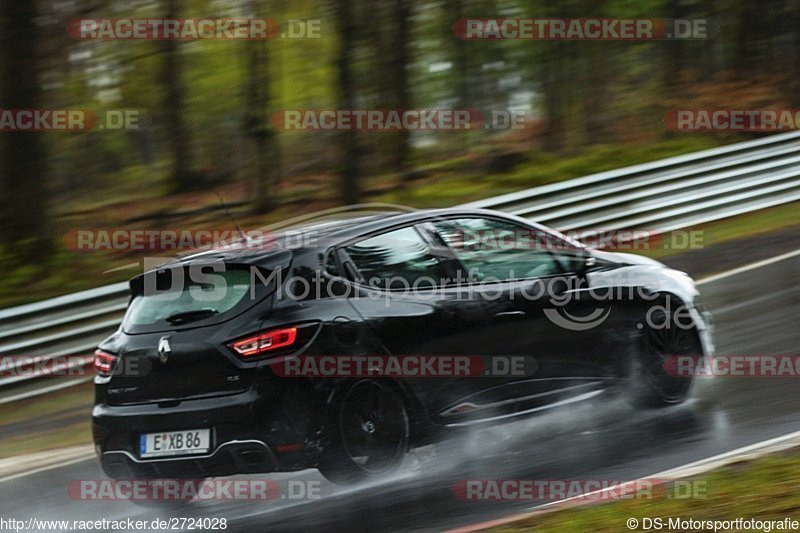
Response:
[164,308,219,324]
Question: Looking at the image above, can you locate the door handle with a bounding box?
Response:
[494,310,527,318]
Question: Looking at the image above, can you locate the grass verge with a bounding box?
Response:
[0,383,93,459]
[0,423,90,459]
[488,450,800,532]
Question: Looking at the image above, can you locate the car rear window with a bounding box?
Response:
[126,267,252,326]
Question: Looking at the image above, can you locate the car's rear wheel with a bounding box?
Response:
[630,299,700,406]
[318,379,410,484]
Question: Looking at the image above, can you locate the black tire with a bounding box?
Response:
[318,379,411,484]
[629,297,700,407]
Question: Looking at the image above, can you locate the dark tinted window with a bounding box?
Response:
[126,268,251,326]
[345,226,444,289]
[434,218,562,281]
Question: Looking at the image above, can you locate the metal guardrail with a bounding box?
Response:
[2,130,800,403]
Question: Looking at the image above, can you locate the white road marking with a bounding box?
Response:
[0,455,94,484]
[697,247,800,286]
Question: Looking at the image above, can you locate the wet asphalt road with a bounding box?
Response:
[0,251,798,533]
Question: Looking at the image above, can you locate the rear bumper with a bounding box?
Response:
[100,440,277,479]
[93,387,320,478]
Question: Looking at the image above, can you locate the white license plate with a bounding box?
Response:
[139,429,210,458]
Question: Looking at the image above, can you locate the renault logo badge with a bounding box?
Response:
[157,337,172,364]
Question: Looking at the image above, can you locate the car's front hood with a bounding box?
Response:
[589,249,699,303]
[591,249,665,268]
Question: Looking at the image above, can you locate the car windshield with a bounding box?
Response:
[125,268,251,326]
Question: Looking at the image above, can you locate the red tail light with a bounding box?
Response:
[228,327,298,357]
[93,349,118,375]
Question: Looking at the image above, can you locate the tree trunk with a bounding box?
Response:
[0,0,51,262]
[445,0,469,110]
[789,0,800,107]
[334,0,361,205]
[389,0,412,173]
[540,0,568,152]
[661,0,688,87]
[582,0,613,143]
[245,0,280,214]
[160,0,192,191]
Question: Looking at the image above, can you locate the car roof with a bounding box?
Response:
[265,207,526,247]
[174,208,533,265]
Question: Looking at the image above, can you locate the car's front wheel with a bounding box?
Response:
[318,379,411,484]
[629,299,700,406]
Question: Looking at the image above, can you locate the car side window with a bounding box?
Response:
[433,217,562,281]
[345,226,445,289]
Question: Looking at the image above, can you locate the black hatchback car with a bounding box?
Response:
[92,208,713,483]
